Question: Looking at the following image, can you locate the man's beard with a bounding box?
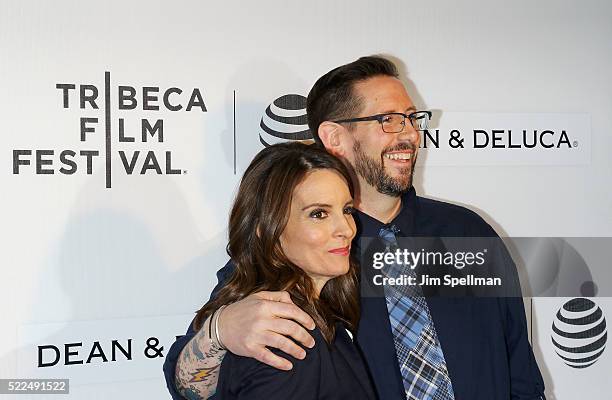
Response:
[352,140,416,197]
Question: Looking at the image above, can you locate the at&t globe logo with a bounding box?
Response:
[551,298,607,368]
[259,94,312,146]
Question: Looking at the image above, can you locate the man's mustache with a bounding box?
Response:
[382,142,416,153]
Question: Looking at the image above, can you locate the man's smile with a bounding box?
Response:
[383,151,413,162]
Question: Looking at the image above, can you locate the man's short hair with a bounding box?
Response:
[306,55,399,146]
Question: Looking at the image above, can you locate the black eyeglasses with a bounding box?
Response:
[334,110,432,133]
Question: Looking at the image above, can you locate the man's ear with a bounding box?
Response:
[318,121,345,156]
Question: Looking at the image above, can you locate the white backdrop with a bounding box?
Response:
[1,1,611,399]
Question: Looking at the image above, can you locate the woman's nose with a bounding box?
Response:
[335,214,356,239]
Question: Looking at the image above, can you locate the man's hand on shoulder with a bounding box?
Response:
[219,290,316,370]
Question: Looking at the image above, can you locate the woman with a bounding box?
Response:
[192,142,376,399]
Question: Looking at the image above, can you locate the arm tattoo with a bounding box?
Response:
[175,317,227,399]
[190,364,220,383]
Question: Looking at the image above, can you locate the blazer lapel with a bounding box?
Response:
[357,296,406,399]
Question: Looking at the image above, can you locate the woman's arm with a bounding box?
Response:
[175,315,226,399]
[171,290,317,399]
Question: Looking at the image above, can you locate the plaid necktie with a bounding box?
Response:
[379,225,455,400]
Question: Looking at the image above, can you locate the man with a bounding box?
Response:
[163,56,546,399]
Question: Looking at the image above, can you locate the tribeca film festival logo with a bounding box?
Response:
[551,298,607,369]
[259,94,312,146]
[12,72,207,188]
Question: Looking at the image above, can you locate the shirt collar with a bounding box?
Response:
[354,186,417,238]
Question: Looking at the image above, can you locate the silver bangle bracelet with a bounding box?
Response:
[214,305,228,350]
[206,312,219,348]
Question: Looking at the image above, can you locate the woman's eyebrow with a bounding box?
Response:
[301,203,331,211]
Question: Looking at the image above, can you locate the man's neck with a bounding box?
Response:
[355,182,403,224]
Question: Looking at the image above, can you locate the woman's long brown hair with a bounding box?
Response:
[193,142,359,343]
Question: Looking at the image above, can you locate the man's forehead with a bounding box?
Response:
[354,76,414,112]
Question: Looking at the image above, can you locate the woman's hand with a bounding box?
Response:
[218,290,316,370]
